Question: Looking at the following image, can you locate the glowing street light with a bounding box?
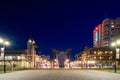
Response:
[28,39,32,43]
[0,37,10,73]
[65,59,69,62]
[111,39,120,73]
[0,38,4,43]
[111,42,116,47]
[116,40,120,45]
[4,41,10,46]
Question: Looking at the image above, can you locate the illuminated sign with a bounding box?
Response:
[96,31,98,41]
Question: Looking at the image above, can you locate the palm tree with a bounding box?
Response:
[75,54,79,60]
[51,48,58,59]
[84,46,90,51]
[75,52,81,60]
[65,48,72,59]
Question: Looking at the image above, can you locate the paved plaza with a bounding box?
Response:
[0,69,120,80]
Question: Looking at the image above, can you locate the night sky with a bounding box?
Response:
[0,0,120,60]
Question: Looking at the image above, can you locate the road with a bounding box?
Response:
[0,69,120,80]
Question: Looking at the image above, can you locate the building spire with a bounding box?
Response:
[28,35,34,42]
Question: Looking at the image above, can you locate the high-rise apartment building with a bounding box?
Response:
[93,18,120,48]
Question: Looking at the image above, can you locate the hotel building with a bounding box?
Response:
[93,18,120,48]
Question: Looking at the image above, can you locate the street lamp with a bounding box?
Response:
[0,38,10,73]
[111,40,120,73]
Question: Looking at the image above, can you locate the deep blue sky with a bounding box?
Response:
[0,0,120,60]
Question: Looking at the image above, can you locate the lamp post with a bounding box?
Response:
[0,38,10,73]
[111,40,120,73]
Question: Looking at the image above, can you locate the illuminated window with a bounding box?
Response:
[94,51,96,54]
[109,57,112,60]
[22,56,25,59]
[5,56,8,60]
[94,57,96,59]
[17,56,21,60]
[111,25,114,28]
[33,40,35,43]
[105,51,107,54]
[8,56,13,60]
[28,39,32,43]
[111,22,114,25]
